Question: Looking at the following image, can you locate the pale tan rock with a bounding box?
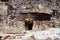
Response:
[0,2,8,15]
[27,35,36,40]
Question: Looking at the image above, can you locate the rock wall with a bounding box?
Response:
[33,21,53,30]
[0,0,60,34]
[0,19,53,33]
[0,2,8,15]
[3,20,25,33]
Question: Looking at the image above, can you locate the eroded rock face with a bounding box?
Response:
[6,0,60,15]
[33,21,53,30]
[3,20,25,33]
[7,0,53,14]
[0,0,60,33]
[0,2,8,15]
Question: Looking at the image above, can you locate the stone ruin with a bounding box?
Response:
[0,0,60,33]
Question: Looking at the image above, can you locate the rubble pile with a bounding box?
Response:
[0,28,60,40]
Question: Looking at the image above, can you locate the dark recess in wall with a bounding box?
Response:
[0,0,8,2]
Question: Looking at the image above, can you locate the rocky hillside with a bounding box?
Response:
[0,0,60,32]
[0,0,60,40]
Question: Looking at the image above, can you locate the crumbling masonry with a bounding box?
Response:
[0,0,60,33]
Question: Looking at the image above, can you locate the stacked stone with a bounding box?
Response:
[3,20,25,33]
[0,2,8,17]
[33,21,53,30]
[33,21,39,30]
[17,21,25,31]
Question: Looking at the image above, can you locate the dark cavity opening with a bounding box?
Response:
[25,21,33,30]
[0,0,8,2]
[10,15,15,19]
[16,12,51,21]
[30,12,51,21]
